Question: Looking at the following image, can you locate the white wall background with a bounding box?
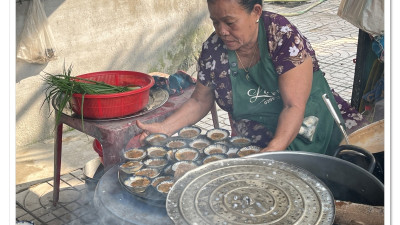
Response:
[15,0,214,147]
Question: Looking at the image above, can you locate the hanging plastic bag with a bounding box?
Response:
[16,0,57,64]
[337,0,384,37]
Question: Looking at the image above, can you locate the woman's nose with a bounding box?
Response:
[215,23,229,36]
[220,30,228,36]
[218,26,229,36]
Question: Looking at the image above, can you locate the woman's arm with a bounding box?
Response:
[137,81,215,139]
[261,56,313,152]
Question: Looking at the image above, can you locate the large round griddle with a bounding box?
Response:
[166,158,335,225]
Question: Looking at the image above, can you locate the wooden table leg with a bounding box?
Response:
[210,102,219,129]
[53,123,63,206]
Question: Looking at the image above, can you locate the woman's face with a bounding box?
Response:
[208,0,261,51]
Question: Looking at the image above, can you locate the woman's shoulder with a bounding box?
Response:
[261,11,294,27]
[201,32,225,51]
[261,11,319,74]
[199,32,228,62]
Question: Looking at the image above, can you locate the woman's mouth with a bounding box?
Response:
[222,39,236,48]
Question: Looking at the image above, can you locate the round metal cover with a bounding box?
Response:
[166,158,335,225]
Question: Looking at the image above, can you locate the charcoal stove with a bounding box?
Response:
[93,164,174,225]
[92,157,336,225]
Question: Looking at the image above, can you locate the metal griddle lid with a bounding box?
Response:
[166,158,335,225]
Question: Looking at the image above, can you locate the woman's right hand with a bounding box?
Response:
[135,82,215,145]
[136,120,166,145]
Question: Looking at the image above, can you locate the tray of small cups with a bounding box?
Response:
[118,144,171,203]
[118,126,260,202]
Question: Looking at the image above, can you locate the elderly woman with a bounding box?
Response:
[137,0,343,155]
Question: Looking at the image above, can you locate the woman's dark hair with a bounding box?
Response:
[207,0,263,13]
[238,0,263,13]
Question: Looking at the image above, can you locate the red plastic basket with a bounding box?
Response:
[69,71,155,119]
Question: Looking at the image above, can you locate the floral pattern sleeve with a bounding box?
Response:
[196,32,234,112]
[197,33,220,89]
[264,12,320,75]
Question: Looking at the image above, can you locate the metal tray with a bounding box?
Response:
[52,87,169,121]
[166,158,335,225]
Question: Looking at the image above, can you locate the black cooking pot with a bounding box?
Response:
[333,144,384,183]
[246,151,384,206]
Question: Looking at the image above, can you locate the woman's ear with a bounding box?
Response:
[253,4,263,18]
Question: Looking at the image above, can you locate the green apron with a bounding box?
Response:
[228,20,343,155]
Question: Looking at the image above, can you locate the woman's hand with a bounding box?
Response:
[135,82,215,145]
[260,147,281,153]
[136,120,166,145]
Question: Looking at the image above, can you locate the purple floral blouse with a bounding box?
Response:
[196,11,322,148]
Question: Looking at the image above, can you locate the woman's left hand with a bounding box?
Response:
[259,147,282,153]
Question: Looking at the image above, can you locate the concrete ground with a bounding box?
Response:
[16,129,97,185]
[15,1,371,224]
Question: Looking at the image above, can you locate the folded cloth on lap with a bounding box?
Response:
[149,70,196,96]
